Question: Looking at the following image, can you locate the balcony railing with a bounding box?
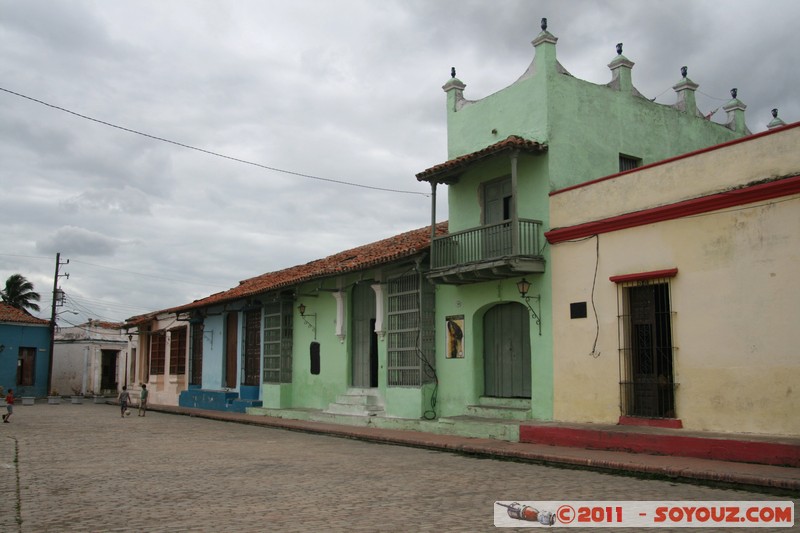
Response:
[431,219,543,270]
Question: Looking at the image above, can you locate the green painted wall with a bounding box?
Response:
[434,278,553,419]
[268,270,431,418]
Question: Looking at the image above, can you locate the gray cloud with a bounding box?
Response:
[1,0,797,325]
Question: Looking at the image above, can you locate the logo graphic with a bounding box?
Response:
[496,502,556,525]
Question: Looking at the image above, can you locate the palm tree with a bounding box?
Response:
[1,274,41,313]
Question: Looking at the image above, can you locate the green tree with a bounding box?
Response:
[1,273,41,313]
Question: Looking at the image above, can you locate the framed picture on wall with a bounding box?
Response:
[445,315,465,359]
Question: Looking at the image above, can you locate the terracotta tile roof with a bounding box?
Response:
[0,303,50,326]
[126,222,448,324]
[416,135,548,184]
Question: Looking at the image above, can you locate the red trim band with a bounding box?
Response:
[546,174,800,244]
[609,269,678,284]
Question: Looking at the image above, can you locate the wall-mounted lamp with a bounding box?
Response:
[517,278,542,336]
[298,303,317,340]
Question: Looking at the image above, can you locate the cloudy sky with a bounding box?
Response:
[1,0,798,326]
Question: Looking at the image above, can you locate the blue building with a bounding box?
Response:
[0,303,51,397]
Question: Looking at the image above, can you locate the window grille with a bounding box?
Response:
[149,331,166,375]
[189,324,203,385]
[262,300,293,383]
[619,154,641,172]
[387,271,435,386]
[169,326,187,375]
[242,309,261,386]
[617,278,677,418]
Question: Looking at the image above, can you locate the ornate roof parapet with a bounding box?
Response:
[722,88,750,134]
[672,66,701,117]
[530,17,563,75]
[607,42,645,97]
[442,66,468,112]
[767,108,787,129]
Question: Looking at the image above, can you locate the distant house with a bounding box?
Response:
[0,302,51,397]
[53,320,128,397]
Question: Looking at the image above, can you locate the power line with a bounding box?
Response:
[0,86,429,197]
[69,259,228,289]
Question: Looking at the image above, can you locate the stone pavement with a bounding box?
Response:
[1,401,797,532]
[149,403,800,494]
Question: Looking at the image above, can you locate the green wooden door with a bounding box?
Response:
[483,177,513,259]
[484,302,531,398]
[351,282,378,387]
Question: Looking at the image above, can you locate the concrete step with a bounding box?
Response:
[437,415,521,442]
[465,404,530,420]
[324,388,385,417]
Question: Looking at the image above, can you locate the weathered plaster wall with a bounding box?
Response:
[550,127,800,436]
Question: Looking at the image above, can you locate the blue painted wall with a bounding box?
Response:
[201,313,225,390]
[0,323,51,397]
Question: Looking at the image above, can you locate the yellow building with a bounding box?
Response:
[546,122,800,436]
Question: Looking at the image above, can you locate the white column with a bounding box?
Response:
[332,291,346,343]
[371,283,385,340]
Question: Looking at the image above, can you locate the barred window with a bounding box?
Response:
[169,326,187,375]
[262,300,293,383]
[616,272,677,419]
[190,323,203,385]
[619,154,641,172]
[150,331,166,375]
[242,308,261,386]
[387,272,435,387]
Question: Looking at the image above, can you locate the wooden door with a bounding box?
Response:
[225,313,238,388]
[484,303,531,398]
[483,177,513,259]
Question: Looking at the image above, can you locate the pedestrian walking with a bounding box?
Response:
[2,389,13,423]
[118,386,131,418]
[138,384,148,417]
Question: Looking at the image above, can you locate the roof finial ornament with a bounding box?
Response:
[541,18,547,32]
[772,108,779,118]
[680,66,688,79]
[451,67,456,79]
[616,43,623,55]
[730,88,738,99]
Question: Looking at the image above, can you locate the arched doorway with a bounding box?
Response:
[483,302,531,398]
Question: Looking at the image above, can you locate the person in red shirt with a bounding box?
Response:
[3,389,14,423]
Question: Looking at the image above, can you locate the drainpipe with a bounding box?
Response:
[429,181,438,266]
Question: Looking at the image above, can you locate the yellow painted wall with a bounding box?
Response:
[551,125,800,436]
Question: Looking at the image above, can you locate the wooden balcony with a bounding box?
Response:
[428,219,545,284]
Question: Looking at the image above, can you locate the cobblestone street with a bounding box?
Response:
[0,403,795,532]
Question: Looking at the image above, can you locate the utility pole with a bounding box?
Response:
[46,253,69,395]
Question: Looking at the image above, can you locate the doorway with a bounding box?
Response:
[483,302,531,398]
[351,283,378,388]
[225,313,238,389]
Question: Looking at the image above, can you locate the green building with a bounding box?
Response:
[415,18,748,425]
